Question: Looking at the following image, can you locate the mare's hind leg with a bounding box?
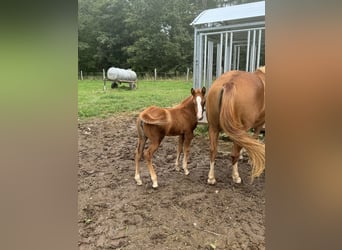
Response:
[239,148,246,160]
[182,132,194,176]
[144,137,162,188]
[231,142,242,183]
[253,124,265,143]
[134,137,147,185]
[175,135,184,172]
[208,126,219,185]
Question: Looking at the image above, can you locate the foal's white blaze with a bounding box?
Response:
[196,96,203,120]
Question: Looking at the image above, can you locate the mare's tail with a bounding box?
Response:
[219,82,265,181]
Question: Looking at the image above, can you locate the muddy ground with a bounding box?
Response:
[78,114,265,249]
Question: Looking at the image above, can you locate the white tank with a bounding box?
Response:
[107,67,137,81]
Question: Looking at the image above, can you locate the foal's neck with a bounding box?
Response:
[180,96,196,114]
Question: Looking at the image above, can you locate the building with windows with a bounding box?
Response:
[191,1,265,88]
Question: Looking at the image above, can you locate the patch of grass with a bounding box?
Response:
[78,80,193,119]
[194,124,209,136]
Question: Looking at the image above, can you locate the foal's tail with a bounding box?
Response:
[219,82,265,182]
[136,116,144,138]
[136,116,147,160]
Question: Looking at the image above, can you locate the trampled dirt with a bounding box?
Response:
[78,114,265,249]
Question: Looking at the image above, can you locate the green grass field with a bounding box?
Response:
[78,79,194,119]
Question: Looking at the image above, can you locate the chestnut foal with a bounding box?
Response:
[134,87,206,188]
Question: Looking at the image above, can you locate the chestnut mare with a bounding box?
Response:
[206,66,265,184]
[134,87,206,188]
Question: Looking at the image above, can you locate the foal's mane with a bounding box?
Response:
[174,95,193,109]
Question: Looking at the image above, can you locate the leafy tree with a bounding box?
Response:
[124,0,203,73]
[78,0,262,73]
[78,0,99,71]
[78,0,132,72]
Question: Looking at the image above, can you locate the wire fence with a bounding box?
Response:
[78,70,193,81]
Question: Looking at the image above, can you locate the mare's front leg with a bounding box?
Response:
[182,132,194,175]
[175,135,184,171]
[208,126,219,184]
[144,137,162,188]
[231,142,242,183]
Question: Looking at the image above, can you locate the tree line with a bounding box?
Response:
[78,0,260,73]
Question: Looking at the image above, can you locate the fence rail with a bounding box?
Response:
[78,69,193,81]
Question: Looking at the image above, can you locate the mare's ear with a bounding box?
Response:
[201,86,206,95]
[191,88,195,95]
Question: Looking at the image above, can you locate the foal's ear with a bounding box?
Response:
[201,86,206,95]
[191,88,195,95]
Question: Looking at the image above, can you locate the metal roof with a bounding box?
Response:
[191,1,265,26]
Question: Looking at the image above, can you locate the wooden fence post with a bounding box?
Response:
[186,67,190,81]
[102,69,107,91]
[80,70,83,80]
[154,68,157,81]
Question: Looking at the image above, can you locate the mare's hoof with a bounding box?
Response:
[232,176,241,184]
[184,170,190,175]
[207,178,216,185]
[175,167,180,172]
[152,183,158,188]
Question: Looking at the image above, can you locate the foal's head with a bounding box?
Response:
[191,87,206,120]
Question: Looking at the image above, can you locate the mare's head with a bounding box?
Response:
[191,87,206,120]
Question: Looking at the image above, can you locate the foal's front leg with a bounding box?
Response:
[175,135,184,172]
[182,132,193,175]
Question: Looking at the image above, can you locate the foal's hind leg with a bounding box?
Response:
[134,137,146,185]
[182,132,194,176]
[231,142,242,183]
[144,138,162,188]
[175,135,184,172]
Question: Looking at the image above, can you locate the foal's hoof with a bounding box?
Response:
[135,177,142,185]
[207,178,216,185]
[175,166,180,172]
[184,169,190,175]
[152,183,158,188]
